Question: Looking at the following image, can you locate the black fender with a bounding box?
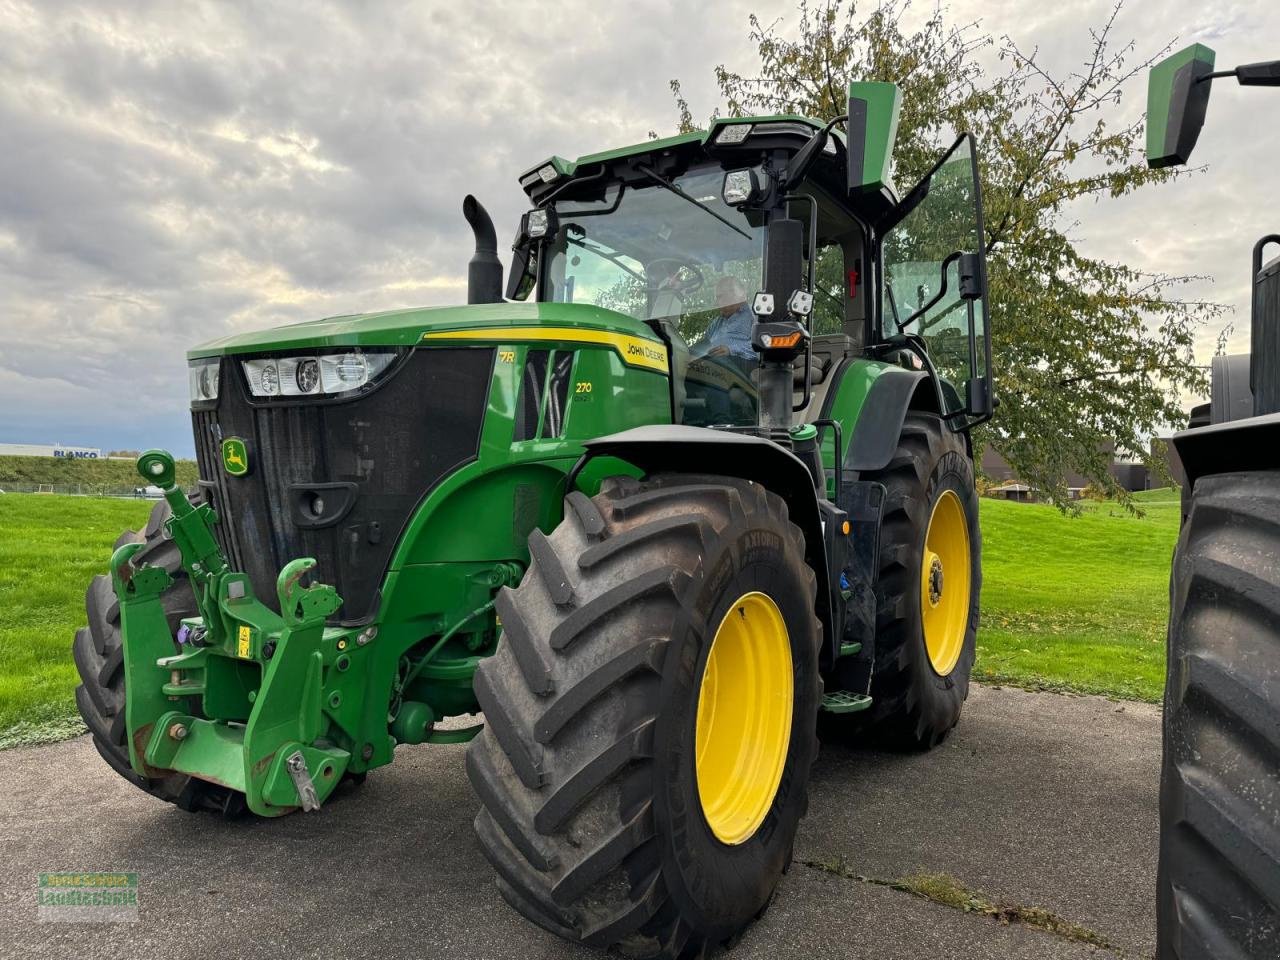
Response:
[1170,411,1280,493]
[845,367,937,472]
[578,425,836,666]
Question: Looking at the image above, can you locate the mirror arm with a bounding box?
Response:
[1201,61,1280,87]
[782,114,847,188]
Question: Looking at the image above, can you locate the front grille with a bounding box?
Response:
[192,347,494,623]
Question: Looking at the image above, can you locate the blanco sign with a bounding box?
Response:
[0,442,103,459]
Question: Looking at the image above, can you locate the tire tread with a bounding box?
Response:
[468,474,819,959]
[1161,470,1280,958]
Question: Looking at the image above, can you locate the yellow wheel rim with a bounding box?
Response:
[920,489,972,676]
[694,591,793,845]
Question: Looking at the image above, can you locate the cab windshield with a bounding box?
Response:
[542,165,765,426]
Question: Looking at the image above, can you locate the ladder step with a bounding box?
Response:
[821,690,873,714]
[839,641,862,657]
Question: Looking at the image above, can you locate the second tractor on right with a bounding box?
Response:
[1148,44,1280,960]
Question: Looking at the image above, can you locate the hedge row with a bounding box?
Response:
[0,455,199,487]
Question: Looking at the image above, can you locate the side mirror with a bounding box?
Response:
[1147,44,1217,168]
[846,81,901,195]
[958,253,983,301]
[505,242,535,300]
[505,208,557,301]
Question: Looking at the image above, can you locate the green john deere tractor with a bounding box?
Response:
[74,80,994,956]
[1147,46,1280,960]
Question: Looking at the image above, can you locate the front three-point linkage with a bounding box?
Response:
[109,450,347,816]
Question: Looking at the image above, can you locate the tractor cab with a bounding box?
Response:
[503,85,994,439]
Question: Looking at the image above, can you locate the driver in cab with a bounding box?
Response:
[684,276,758,425]
[695,277,756,361]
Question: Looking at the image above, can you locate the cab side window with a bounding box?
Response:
[811,242,846,336]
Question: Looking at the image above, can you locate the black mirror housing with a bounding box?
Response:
[958,252,983,301]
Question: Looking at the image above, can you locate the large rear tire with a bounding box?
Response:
[835,412,981,749]
[72,500,242,816]
[1160,470,1280,958]
[467,475,821,958]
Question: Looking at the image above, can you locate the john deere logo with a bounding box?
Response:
[221,438,249,477]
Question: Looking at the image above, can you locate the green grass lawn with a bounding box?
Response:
[976,492,1178,702]
[0,489,1179,747]
[0,495,153,746]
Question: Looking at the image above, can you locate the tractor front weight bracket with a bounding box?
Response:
[113,450,352,816]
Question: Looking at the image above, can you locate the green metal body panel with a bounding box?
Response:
[187,301,666,359]
[818,357,898,493]
[846,82,902,193]
[121,311,672,813]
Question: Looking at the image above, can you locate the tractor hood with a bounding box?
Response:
[187,301,663,360]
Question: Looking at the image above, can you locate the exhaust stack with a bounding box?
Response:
[463,195,503,305]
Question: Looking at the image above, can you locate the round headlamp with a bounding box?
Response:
[295,359,320,393]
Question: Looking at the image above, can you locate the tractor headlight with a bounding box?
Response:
[521,205,558,244]
[188,359,221,403]
[526,208,550,238]
[257,361,281,396]
[715,123,752,145]
[242,350,398,399]
[294,358,320,394]
[319,351,395,392]
[722,168,763,206]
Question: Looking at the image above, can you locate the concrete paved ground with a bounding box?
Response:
[0,685,1160,960]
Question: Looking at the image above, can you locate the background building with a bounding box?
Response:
[981,443,1159,501]
[0,442,102,459]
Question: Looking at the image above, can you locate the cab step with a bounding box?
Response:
[821,690,873,714]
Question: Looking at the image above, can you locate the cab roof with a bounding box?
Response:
[517,114,845,199]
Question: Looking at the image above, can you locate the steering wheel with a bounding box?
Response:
[647,258,705,299]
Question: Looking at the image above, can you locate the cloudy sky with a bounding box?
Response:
[1,0,1276,456]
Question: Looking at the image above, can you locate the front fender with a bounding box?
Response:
[579,426,835,664]
[846,367,931,472]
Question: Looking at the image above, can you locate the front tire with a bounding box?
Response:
[467,475,821,958]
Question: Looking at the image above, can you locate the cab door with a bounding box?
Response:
[878,134,994,426]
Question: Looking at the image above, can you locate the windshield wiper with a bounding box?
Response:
[634,163,751,240]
